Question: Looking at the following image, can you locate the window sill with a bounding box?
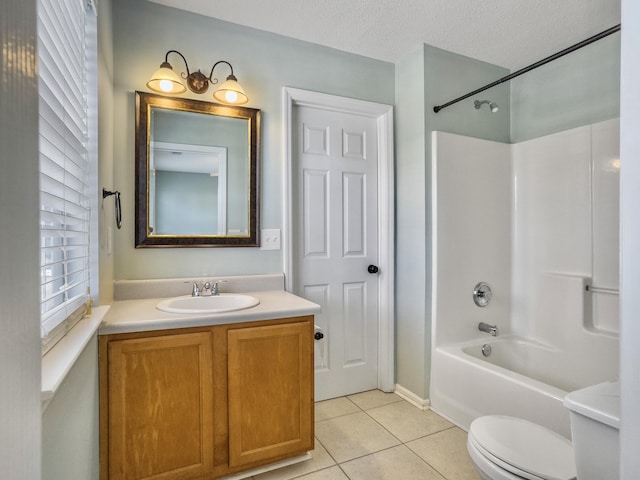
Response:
[41,305,110,412]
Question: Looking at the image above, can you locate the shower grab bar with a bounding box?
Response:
[585,285,619,295]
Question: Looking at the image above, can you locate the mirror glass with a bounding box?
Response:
[135,92,260,247]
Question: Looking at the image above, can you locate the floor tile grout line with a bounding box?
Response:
[312,433,342,470]
[314,395,363,423]
[403,434,457,480]
[314,396,407,424]
[315,408,406,461]
[337,443,448,480]
[316,416,462,479]
[347,396,405,412]
[315,411,360,423]
[403,424,460,444]
[316,391,402,406]
[250,393,474,480]
[279,465,345,480]
[339,442,416,464]
[343,395,363,410]
[314,397,404,423]
[315,413,450,470]
[311,434,377,479]
[404,425,465,480]
[314,420,405,468]
[359,400,458,446]
[311,393,474,480]
[336,462,354,480]
[360,407,405,444]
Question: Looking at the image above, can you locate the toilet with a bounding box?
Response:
[467,381,620,480]
[467,415,576,480]
[564,380,620,480]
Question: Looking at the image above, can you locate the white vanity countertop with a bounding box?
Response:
[100,290,321,335]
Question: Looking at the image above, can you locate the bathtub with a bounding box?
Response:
[429,336,618,439]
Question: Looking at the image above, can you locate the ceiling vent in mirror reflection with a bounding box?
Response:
[150,142,226,176]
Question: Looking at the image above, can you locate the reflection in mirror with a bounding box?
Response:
[150,140,228,235]
[135,92,260,247]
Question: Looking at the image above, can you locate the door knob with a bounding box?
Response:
[368,264,379,274]
[314,331,324,340]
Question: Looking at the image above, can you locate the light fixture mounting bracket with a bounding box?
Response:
[185,69,210,94]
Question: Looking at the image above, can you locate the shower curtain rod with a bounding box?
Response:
[433,24,621,113]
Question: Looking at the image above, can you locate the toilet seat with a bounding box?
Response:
[468,434,536,480]
[468,416,576,480]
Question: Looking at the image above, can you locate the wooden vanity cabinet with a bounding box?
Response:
[227,321,313,469]
[101,329,215,480]
[99,316,314,480]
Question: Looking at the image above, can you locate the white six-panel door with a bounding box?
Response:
[291,104,380,400]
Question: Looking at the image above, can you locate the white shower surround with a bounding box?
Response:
[429,119,620,437]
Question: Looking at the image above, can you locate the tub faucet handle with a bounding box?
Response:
[473,282,492,307]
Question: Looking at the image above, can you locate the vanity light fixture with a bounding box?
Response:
[146,50,249,105]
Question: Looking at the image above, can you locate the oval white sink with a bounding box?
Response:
[157,294,260,314]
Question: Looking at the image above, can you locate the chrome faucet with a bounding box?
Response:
[201,281,213,296]
[186,279,227,296]
[478,322,498,336]
[186,281,201,297]
[211,280,227,296]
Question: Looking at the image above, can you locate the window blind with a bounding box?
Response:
[38,0,95,354]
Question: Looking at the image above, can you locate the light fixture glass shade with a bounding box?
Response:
[146,64,187,94]
[213,76,248,105]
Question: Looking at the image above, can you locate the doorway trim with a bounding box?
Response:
[282,87,395,392]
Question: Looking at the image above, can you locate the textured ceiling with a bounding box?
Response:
[148,0,620,69]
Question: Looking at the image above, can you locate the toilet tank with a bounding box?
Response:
[564,381,620,480]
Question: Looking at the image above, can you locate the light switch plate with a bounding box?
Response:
[261,229,281,250]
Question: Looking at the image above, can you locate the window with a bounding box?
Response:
[38,0,98,354]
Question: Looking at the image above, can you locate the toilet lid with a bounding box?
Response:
[469,416,576,480]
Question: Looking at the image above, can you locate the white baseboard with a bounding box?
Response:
[394,384,431,411]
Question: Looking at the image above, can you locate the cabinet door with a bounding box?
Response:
[227,321,313,468]
[107,331,214,480]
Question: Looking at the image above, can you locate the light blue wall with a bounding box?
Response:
[424,46,511,143]
[511,33,620,142]
[155,171,219,234]
[395,47,429,398]
[42,339,100,480]
[98,0,115,305]
[395,44,509,399]
[112,0,394,280]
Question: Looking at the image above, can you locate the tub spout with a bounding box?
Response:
[479,322,498,336]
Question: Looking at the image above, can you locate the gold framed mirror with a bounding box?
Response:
[135,91,260,247]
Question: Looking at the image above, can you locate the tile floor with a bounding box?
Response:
[252,390,482,480]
